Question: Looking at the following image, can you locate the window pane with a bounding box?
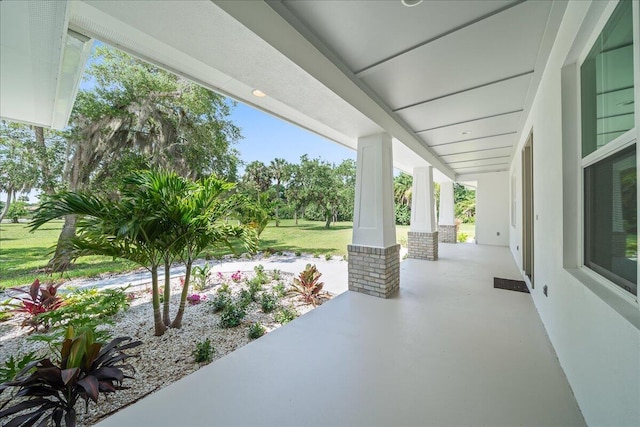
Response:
[581,0,634,157]
[584,145,637,295]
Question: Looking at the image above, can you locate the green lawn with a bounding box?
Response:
[0,219,411,289]
[459,223,476,240]
[0,221,138,289]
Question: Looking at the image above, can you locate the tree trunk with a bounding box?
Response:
[162,256,171,326]
[294,210,298,225]
[151,267,167,336]
[0,189,13,223]
[275,205,279,227]
[325,209,331,229]
[170,261,192,329]
[34,126,55,195]
[48,215,77,272]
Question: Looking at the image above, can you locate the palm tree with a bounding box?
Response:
[269,158,288,226]
[167,176,258,328]
[394,173,413,207]
[31,190,171,336]
[31,170,258,336]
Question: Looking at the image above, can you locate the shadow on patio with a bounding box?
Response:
[97,244,585,427]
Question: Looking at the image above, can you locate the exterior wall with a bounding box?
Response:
[509,2,640,425]
[475,172,509,246]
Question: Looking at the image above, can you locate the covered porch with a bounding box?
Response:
[97,244,584,427]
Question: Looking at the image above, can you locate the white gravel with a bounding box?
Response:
[0,269,328,426]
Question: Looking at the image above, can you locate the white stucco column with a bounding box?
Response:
[349,133,400,298]
[407,166,438,260]
[438,180,457,243]
[352,133,396,247]
[410,166,436,233]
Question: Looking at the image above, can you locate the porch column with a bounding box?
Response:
[348,132,400,298]
[408,166,438,260]
[438,181,457,243]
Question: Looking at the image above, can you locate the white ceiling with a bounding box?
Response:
[0,1,70,128]
[1,0,568,181]
[267,0,566,176]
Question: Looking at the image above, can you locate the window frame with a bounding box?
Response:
[576,0,639,306]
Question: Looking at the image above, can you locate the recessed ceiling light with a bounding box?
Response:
[461,130,472,135]
[401,0,423,7]
[252,89,266,98]
[616,100,634,106]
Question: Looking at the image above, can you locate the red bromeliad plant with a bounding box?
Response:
[0,326,141,427]
[289,264,325,306]
[9,279,63,331]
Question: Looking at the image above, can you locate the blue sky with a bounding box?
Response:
[231,102,355,170]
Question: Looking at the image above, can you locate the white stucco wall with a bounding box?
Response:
[509,2,640,425]
[475,172,509,246]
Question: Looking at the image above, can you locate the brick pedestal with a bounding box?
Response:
[438,224,457,243]
[348,244,400,298]
[407,231,438,260]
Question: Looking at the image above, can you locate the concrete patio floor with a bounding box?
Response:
[97,244,585,427]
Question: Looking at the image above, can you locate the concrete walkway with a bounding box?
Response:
[59,253,350,296]
[96,243,585,427]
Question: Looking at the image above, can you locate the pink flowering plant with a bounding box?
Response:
[231,271,242,283]
[187,294,207,305]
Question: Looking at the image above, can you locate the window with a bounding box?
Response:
[581,0,637,296]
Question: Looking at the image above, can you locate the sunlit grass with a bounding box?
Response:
[0,221,138,289]
[1,219,412,288]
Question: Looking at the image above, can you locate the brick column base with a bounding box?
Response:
[438,224,457,243]
[348,244,400,298]
[407,231,438,260]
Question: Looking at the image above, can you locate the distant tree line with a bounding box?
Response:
[239,155,355,229]
[392,172,476,226]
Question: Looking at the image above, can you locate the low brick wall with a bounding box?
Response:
[438,224,457,243]
[407,231,438,260]
[347,244,400,298]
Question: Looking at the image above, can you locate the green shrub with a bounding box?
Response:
[325,253,332,261]
[274,306,297,324]
[209,285,232,313]
[273,282,286,298]
[0,352,39,383]
[395,203,411,225]
[192,262,211,291]
[271,269,281,281]
[238,289,253,308]
[246,277,264,300]
[192,338,214,363]
[38,287,129,331]
[219,299,247,328]
[295,251,302,257]
[248,322,265,339]
[260,292,279,313]
[253,264,269,284]
[457,232,469,243]
[0,310,12,322]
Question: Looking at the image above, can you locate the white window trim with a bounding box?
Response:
[565,0,640,316]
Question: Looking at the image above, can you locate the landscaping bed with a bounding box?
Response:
[0,265,330,426]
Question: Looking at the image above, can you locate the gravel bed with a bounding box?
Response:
[0,269,328,426]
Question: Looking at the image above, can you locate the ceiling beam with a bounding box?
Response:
[353,0,525,77]
[215,0,456,181]
[415,109,523,133]
[393,70,534,113]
